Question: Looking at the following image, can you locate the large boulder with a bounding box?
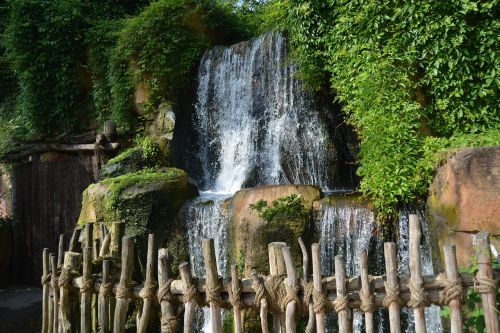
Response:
[230,184,322,275]
[79,168,198,275]
[427,146,500,267]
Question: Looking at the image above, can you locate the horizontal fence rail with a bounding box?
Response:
[41,215,500,333]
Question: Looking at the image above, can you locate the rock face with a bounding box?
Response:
[230,184,322,275]
[99,146,161,179]
[428,146,500,267]
[145,102,175,160]
[79,168,198,275]
[0,169,12,218]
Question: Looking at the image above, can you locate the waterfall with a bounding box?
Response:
[193,32,334,193]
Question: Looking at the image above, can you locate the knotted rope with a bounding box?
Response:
[157,279,175,303]
[139,281,158,301]
[359,288,375,313]
[438,274,463,305]
[312,288,330,314]
[116,285,134,299]
[50,276,59,292]
[382,282,403,308]
[264,274,288,312]
[252,275,267,307]
[161,315,179,333]
[333,294,349,313]
[99,281,115,297]
[281,284,301,310]
[58,269,74,288]
[301,281,314,307]
[229,284,242,309]
[407,279,427,308]
[80,276,95,294]
[205,284,225,307]
[473,274,496,294]
[183,285,202,306]
[41,272,51,286]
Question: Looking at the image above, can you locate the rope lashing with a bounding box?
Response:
[301,281,314,307]
[438,274,463,305]
[264,274,288,312]
[161,315,179,333]
[359,288,375,313]
[139,281,158,301]
[99,281,115,297]
[80,277,95,294]
[229,284,242,309]
[252,275,267,307]
[407,279,427,308]
[183,285,202,306]
[312,289,330,314]
[333,294,349,313]
[157,279,175,303]
[50,276,59,292]
[281,284,301,310]
[473,274,496,294]
[382,282,404,308]
[58,269,73,288]
[116,285,133,299]
[205,284,225,307]
[41,272,51,286]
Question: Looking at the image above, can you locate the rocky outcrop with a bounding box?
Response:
[230,184,322,275]
[99,146,161,179]
[427,146,500,267]
[145,102,175,161]
[0,168,12,218]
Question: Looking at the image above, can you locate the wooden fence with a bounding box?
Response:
[40,215,499,333]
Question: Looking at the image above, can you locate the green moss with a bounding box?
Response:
[106,146,141,165]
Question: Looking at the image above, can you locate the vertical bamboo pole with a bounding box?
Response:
[100,232,111,257]
[81,224,93,333]
[384,242,401,333]
[334,255,351,333]
[282,246,298,333]
[268,242,286,333]
[42,248,50,333]
[138,234,156,333]
[58,235,65,267]
[60,252,82,333]
[158,249,177,333]
[68,228,80,252]
[409,214,426,333]
[231,264,242,333]
[443,245,463,333]
[473,232,498,333]
[110,222,124,258]
[50,254,59,333]
[179,262,196,333]
[359,250,374,333]
[251,272,269,333]
[311,243,325,333]
[113,236,134,333]
[98,260,111,333]
[99,223,106,243]
[298,238,315,333]
[202,239,222,333]
[47,254,54,333]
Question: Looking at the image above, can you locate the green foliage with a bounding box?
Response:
[274,0,500,222]
[250,193,310,224]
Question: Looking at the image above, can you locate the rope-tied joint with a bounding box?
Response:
[205,284,225,308]
[333,294,349,313]
[158,279,175,304]
[473,274,496,294]
[252,275,267,307]
[116,285,134,299]
[50,276,59,292]
[99,281,114,297]
[161,315,179,333]
[281,283,301,310]
[41,273,51,286]
[229,284,242,309]
[382,282,404,308]
[183,284,202,306]
[438,274,463,305]
[80,276,96,294]
[139,281,158,301]
[264,274,288,312]
[312,288,330,314]
[58,268,74,288]
[407,279,428,308]
[359,288,375,313]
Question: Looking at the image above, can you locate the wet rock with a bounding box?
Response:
[145,102,176,161]
[99,145,162,180]
[427,146,500,267]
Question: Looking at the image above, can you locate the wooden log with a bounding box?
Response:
[58,235,65,267]
[473,232,498,333]
[251,272,269,333]
[358,250,374,333]
[113,236,134,333]
[68,228,80,252]
[202,239,222,333]
[384,242,401,333]
[179,262,196,333]
[268,242,286,333]
[409,214,426,333]
[110,223,124,258]
[98,260,111,333]
[60,252,82,333]
[5,142,120,161]
[50,254,59,333]
[42,248,50,333]
[312,243,325,333]
[99,224,106,243]
[138,234,156,333]
[298,237,314,333]
[334,255,351,333]
[99,232,111,257]
[282,246,298,333]
[158,249,177,333]
[47,254,54,333]
[81,225,93,333]
[443,245,463,333]
[104,120,117,141]
[230,265,242,333]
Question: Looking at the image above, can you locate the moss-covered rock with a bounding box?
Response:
[79,168,198,276]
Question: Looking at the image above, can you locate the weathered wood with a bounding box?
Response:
[335,255,351,333]
[47,254,54,333]
[58,235,65,267]
[268,242,286,333]
[202,239,222,333]
[179,262,196,333]
[443,245,463,333]
[68,228,80,252]
[98,260,111,333]
[42,248,50,333]
[298,237,314,333]
[359,250,374,333]
[473,232,498,333]
[5,142,120,161]
[138,234,156,333]
[60,252,82,333]
[110,223,124,258]
[99,224,106,243]
[81,225,93,333]
[409,214,426,333]
[384,242,401,333]
[103,120,117,141]
[158,249,177,333]
[113,236,134,333]
[231,265,242,333]
[50,254,59,333]
[282,246,298,333]
[99,232,111,257]
[311,243,325,333]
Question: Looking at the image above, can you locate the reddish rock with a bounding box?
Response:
[427,146,500,267]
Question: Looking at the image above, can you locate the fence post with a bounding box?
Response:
[42,248,50,333]
[473,232,499,333]
[138,234,156,333]
[299,237,315,333]
[202,239,222,333]
[268,242,287,332]
[58,235,65,267]
[81,224,93,333]
[282,246,298,333]
[98,260,111,333]
[443,245,463,333]
[359,250,374,333]
[110,222,124,258]
[334,255,351,333]
[230,264,243,333]
[409,214,427,333]
[68,228,80,252]
[384,242,401,333]
[311,243,325,333]
[113,236,134,333]
[158,249,177,333]
[179,262,196,333]
[50,254,59,333]
[60,251,82,333]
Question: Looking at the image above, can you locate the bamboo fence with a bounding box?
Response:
[40,215,499,333]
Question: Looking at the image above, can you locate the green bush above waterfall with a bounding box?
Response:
[260,0,500,222]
